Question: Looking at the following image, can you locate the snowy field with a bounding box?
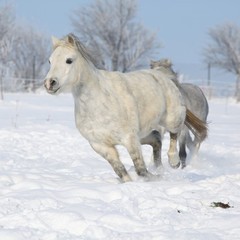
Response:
[0,92,240,240]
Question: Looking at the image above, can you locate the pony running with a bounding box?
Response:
[44,34,208,182]
[150,59,209,168]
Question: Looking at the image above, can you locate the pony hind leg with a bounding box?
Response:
[168,132,180,169]
[192,139,201,156]
[163,104,186,169]
[140,130,162,168]
[194,142,201,154]
[186,131,194,152]
[90,142,132,182]
[186,132,201,156]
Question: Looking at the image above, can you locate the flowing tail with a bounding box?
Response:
[184,109,208,142]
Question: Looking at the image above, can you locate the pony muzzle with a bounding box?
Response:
[45,78,60,94]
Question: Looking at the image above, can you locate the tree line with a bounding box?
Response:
[0,0,240,101]
[0,2,51,99]
[10,26,51,83]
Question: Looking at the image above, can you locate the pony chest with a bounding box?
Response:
[74,104,120,142]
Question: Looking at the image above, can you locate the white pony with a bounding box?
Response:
[44,34,207,182]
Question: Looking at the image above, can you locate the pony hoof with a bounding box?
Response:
[181,162,186,169]
[168,152,180,169]
[122,175,132,182]
[139,171,160,181]
[144,172,161,181]
[170,161,180,169]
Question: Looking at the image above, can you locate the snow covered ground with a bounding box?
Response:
[0,92,240,240]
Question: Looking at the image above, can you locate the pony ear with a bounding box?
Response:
[67,34,75,46]
[167,58,171,65]
[52,36,59,47]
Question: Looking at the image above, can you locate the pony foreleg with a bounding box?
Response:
[140,130,162,168]
[179,142,187,169]
[125,136,156,180]
[168,133,180,169]
[90,143,132,182]
[178,129,187,168]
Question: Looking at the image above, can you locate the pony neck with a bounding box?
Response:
[71,60,101,98]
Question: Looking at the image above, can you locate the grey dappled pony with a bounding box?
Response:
[44,34,207,182]
[150,59,209,168]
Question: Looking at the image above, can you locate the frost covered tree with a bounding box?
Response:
[70,0,162,72]
[10,26,51,91]
[203,22,240,101]
[0,1,15,99]
[0,2,14,40]
[0,1,51,94]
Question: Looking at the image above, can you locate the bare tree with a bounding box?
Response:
[0,1,51,94]
[10,26,51,91]
[0,1,15,99]
[70,0,162,72]
[203,22,240,101]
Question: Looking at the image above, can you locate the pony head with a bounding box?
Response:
[150,59,172,69]
[44,34,85,95]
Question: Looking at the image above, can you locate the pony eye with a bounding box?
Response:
[66,58,73,64]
